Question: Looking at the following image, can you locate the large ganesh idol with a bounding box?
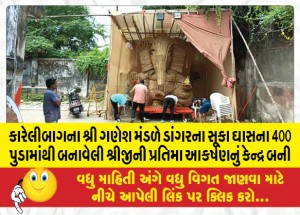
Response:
[130,35,195,107]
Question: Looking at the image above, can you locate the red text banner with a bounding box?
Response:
[0,168,299,207]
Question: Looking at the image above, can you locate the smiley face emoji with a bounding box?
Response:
[22,168,57,202]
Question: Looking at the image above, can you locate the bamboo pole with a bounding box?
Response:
[123,15,135,43]
[230,15,237,121]
[132,16,142,40]
[232,19,284,122]
[142,11,147,38]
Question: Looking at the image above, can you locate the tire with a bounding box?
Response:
[75,114,80,118]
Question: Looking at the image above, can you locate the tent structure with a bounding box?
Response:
[107,9,237,120]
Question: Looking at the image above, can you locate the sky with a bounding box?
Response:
[89,6,142,47]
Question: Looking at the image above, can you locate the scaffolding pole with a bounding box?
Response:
[232,19,284,123]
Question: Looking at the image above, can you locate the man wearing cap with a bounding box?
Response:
[43,78,62,123]
[110,93,128,123]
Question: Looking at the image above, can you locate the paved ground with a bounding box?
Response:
[20,101,111,123]
[19,101,166,123]
[19,101,215,123]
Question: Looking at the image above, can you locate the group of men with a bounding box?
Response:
[42,77,212,123]
[110,80,148,123]
[110,80,212,123]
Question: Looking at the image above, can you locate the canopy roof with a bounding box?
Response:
[112,10,188,44]
[112,9,233,81]
[111,9,231,42]
[107,9,237,119]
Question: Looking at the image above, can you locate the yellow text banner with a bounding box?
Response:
[0,123,298,168]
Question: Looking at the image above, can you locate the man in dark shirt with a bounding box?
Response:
[43,78,62,123]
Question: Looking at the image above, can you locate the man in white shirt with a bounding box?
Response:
[161,95,178,123]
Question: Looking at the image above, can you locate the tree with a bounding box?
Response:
[144,5,293,44]
[25,6,107,58]
[76,47,109,97]
[240,6,294,43]
[25,36,55,58]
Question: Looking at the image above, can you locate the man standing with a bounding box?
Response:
[43,78,62,123]
[110,93,127,122]
[130,80,148,123]
[161,95,178,123]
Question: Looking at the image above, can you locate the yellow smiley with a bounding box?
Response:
[22,168,57,202]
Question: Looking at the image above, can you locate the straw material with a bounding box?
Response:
[129,71,138,86]
[152,35,172,85]
[178,96,194,107]
[169,39,189,73]
[164,81,175,95]
[148,70,157,81]
[166,70,184,82]
[138,71,149,80]
[174,84,192,100]
[170,47,186,73]
[184,44,197,75]
[135,36,195,107]
[144,78,149,87]
[139,49,153,72]
[137,38,154,72]
[146,91,152,105]
[152,99,163,106]
[148,79,158,98]
[154,90,165,99]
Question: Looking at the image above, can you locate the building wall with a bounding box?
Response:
[6,6,28,101]
[239,47,294,122]
[22,59,105,98]
[6,6,45,103]
[6,6,18,59]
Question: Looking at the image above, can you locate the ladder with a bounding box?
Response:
[87,84,107,117]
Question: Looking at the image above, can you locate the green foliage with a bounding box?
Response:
[25,36,55,58]
[232,6,294,44]
[25,35,80,58]
[76,47,109,77]
[256,6,294,41]
[215,6,222,29]
[25,6,107,58]
[21,92,44,102]
[143,5,293,44]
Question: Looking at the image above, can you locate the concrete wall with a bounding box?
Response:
[239,47,294,122]
[6,6,28,100]
[6,6,18,59]
[6,6,45,101]
[22,59,105,98]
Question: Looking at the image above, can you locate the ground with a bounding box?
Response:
[19,101,216,123]
[20,100,109,123]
